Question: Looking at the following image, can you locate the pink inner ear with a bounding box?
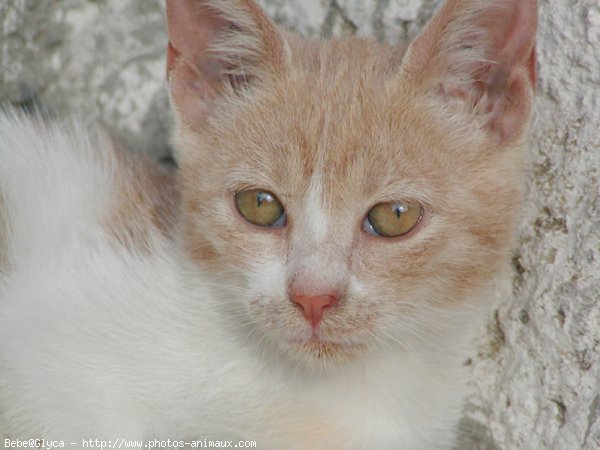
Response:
[459,0,537,94]
[166,0,233,125]
[166,0,229,78]
[479,1,537,141]
[498,1,538,87]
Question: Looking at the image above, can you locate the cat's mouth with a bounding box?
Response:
[289,335,366,358]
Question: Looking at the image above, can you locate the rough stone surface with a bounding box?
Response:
[1,1,599,449]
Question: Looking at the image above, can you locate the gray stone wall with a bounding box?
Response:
[1,1,599,448]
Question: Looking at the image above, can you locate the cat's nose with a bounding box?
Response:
[291,294,339,327]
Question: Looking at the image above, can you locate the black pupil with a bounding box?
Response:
[256,192,271,208]
[393,205,405,219]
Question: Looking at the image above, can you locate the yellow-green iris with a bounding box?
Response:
[234,190,286,227]
[366,202,423,237]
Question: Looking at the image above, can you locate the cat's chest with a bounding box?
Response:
[246,366,421,449]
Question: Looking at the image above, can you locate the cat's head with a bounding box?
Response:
[166,0,537,366]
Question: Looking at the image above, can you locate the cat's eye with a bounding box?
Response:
[363,202,423,238]
[234,190,286,228]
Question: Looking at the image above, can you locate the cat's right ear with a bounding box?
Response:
[399,0,537,145]
[166,0,289,125]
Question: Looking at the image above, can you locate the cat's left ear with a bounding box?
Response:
[166,0,289,126]
[400,0,537,144]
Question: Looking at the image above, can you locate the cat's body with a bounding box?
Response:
[0,1,537,449]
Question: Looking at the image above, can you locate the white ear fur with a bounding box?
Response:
[401,0,537,143]
[166,0,289,125]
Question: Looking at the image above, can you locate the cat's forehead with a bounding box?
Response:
[217,44,441,207]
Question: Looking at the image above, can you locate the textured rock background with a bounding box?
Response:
[1,0,599,448]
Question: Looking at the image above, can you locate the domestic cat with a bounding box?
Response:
[0,0,537,448]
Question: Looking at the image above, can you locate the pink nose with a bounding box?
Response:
[291,294,339,327]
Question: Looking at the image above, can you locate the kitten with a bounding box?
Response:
[0,0,537,448]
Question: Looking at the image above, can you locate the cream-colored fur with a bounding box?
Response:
[0,0,537,448]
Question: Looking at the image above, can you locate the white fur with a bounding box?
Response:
[304,171,329,244]
[0,111,476,449]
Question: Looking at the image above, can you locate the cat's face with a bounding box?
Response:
[167,0,536,364]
